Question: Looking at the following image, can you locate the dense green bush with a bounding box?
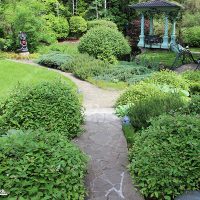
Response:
[182,70,200,94]
[182,26,200,47]
[128,93,186,130]
[38,52,72,69]
[145,70,189,90]
[61,53,109,80]
[78,26,131,63]
[87,19,118,30]
[129,114,200,200]
[136,51,177,69]
[116,82,162,106]
[93,62,153,84]
[0,129,87,199]
[188,94,200,114]
[0,81,83,138]
[44,14,70,39]
[69,16,87,37]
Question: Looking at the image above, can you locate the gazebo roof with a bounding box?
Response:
[130,0,181,10]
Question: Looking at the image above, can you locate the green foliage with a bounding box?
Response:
[61,53,110,80]
[69,16,87,37]
[78,26,131,63]
[87,19,118,30]
[0,81,83,138]
[38,52,72,69]
[129,114,200,200]
[182,70,200,95]
[182,26,200,47]
[136,51,177,69]
[188,95,200,114]
[115,104,133,118]
[122,124,135,147]
[128,93,186,130]
[93,62,153,84]
[43,14,70,39]
[0,129,87,199]
[145,70,189,90]
[116,82,162,106]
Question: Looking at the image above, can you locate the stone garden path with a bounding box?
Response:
[12,60,143,200]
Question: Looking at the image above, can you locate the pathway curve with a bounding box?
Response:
[11,60,143,200]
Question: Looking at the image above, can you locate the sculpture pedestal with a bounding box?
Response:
[19,52,30,57]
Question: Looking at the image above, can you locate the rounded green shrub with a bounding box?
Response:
[0,81,83,138]
[0,129,87,199]
[182,70,200,95]
[78,26,131,63]
[182,26,200,47]
[69,16,87,37]
[128,93,186,130]
[145,70,189,90]
[129,114,200,200]
[44,14,70,39]
[38,52,72,69]
[116,82,162,106]
[87,19,118,30]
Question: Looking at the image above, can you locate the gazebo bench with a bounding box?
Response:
[144,35,163,48]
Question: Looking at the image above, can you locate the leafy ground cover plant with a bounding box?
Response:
[38,52,72,69]
[0,129,87,200]
[93,61,153,84]
[0,81,83,138]
[78,26,131,63]
[129,114,200,200]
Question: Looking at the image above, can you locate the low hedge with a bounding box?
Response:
[145,70,189,91]
[61,53,110,80]
[129,114,200,200]
[0,129,87,199]
[128,93,186,130]
[182,70,200,95]
[38,52,72,69]
[116,82,163,106]
[0,81,83,139]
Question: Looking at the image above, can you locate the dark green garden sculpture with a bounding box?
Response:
[18,32,29,52]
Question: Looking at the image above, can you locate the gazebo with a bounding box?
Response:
[129,0,182,49]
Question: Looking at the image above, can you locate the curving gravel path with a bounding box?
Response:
[11,59,143,200]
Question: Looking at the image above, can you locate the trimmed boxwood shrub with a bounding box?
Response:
[69,16,87,37]
[78,26,131,63]
[38,52,72,69]
[129,114,200,200]
[128,93,186,130]
[182,26,200,47]
[116,82,163,106]
[0,129,87,199]
[87,19,118,30]
[145,70,189,90]
[0,81,83,138]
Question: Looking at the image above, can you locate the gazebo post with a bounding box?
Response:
[161,13,169,49]
[138,13,145,47]
[149,15,154,35]
[170,19,176,44]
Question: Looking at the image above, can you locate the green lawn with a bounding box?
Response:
[0,60,77,99]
